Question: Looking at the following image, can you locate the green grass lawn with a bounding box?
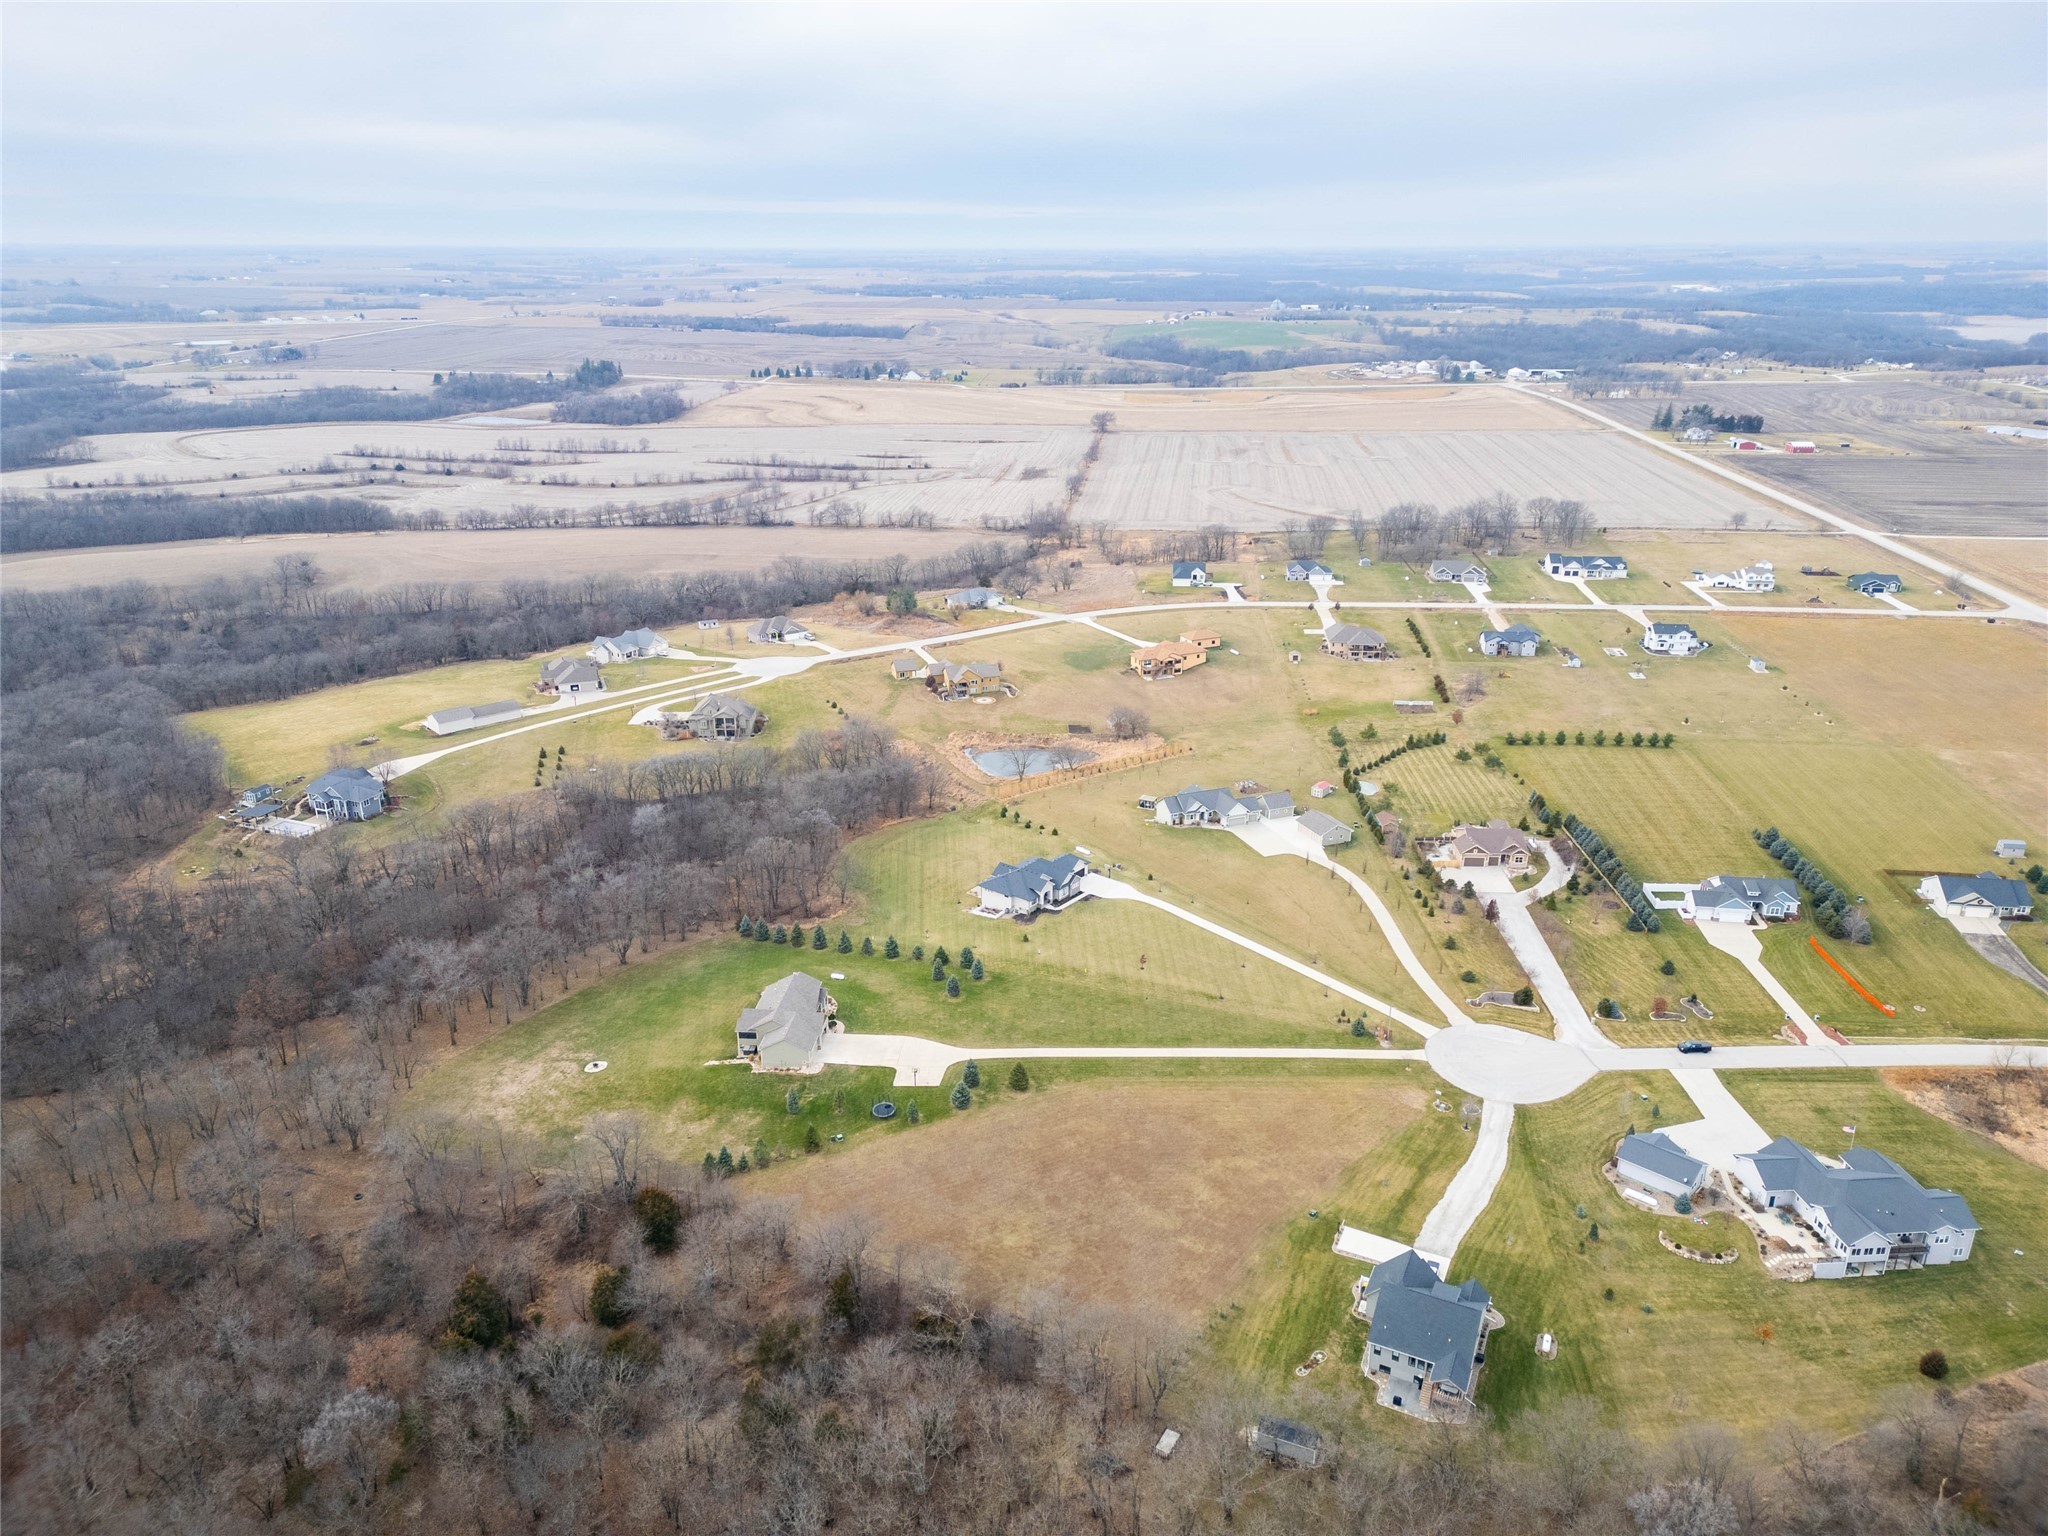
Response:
[1213,1085,1474,1380]
[1460,1070,2048,1439]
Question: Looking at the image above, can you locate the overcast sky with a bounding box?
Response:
[4,2,2043,250]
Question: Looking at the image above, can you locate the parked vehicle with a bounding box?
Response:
[1676,1040,1713,1055]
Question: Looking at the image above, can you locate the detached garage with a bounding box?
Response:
[1616,1131,1707,1199]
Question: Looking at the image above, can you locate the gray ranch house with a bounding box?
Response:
[1170,560,1210,588]
[1682,874,1801,924]
[539,657,606,696]
[1353,1249,1499,1421]
[737,972,836,1072]
[946,587,1002,609]
[1616,1131,1708,1199]
[1541,553,1629,580]
[1428,558,1489,586]
[1479,624,1541,658]
[1286,559,1336,583]
[1917,873,2035,920]
[1734,1138,1979,1276]
[590,627,672,663]
[1428,820,1530,872]
[972,853,1090,916]
[1322,623,1393,661]
[750,615,816,644]
[1154,786,1293,829]
[304,766,387,822]
[1848,572,1903,595]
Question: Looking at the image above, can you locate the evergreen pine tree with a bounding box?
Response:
[790,924,807,947]
[771,925,787,945]
[838,930,853,953]
[963,1060,981,1089]
[755,923,771,943]
[1009,1062,1030,1091]
[884,936,900,958]
[946,975,961,998]
[812,925,828,949]
[1351,1017,1367,1038]
[932,958,946,982]
[737,915,752,936]
[804,1124,821,1153]
[862,936,875,955]
[971,958,985,980]
[933,945,950,968]
[959,946,974,968]
[716,1146,734,1174]
[907,1102,921,1124]
[951,1080,972,1110]
[786,1088,801,1115]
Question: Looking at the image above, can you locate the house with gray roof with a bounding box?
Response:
[1916,873,2035,921]
[1542,553,1629,580]
[303,767,386,822]
[590,627,671,663]
[1848,572,1903,595]
[1297,809,1354,847]
[972,853,1090,917]
[670,693,766,742]
[1616,1131,1707,1199]
[539,657,605,696]
[929,660,1005,699]
[1682,874,1802,925]
[737,972,836,1071]
[1353,1249,1498,1420]
[1428,558,1489,586]
[422,699,525,736]
[1640,620,1707,657]
[946,587,1002,609]
[1428,820,1529,872]
[1154,786,1293,829]
[1733,1138,1979,1276]
[750,615,815,644]
[1321,623,1392,661]
[1170,560,1210,587]
[1479,624,1542,658]
[1285,559,1336,583]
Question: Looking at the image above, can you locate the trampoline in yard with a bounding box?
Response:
[870,1101,897,1119]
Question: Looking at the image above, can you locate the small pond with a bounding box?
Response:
[965,746,1097,779]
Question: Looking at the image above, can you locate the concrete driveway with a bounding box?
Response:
[1461,845,1611,1048]
[1693,919,1811,1022]
[1660,1068,1771,1170]
[816,1032,1427,1087]
[1230,818,1467,1029]
[1414,1099,1514,1264]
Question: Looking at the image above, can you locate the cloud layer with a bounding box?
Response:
[5,2,2043,248]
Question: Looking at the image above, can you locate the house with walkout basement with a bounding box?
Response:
[1541,553,1629,580]
[1682,874,1802,924]
[1353,1249,1500,1421]
[1321,623,1393,661]
[658,693,766,742]
[1130,641,1207,679]
[929,660,1005,699]
[1154,786,1293,828]
[736,972,836,1071]
[1479,624,1542,658]
[1640,621,1708,657]
[972,853,1090,917]
[1916,873,2036,921]
[303,766,387,823]
[1428,820,1530,872]
[1733,1138,1979,1276]
[1616,1131,1708,1199]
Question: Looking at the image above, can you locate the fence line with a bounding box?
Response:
[986,741,1196,802]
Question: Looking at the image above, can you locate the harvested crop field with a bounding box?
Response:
[757,1070,1430,1318]
[1906,537,2048,605]
[1599,377,2048,536]
[0,524,972,593]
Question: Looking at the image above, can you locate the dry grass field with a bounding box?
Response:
[0,524,974,593]
[1908,536,2048,605]
[756,1069,1436,1319]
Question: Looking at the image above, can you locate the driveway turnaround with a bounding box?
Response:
[1425,1022,1599,1104]
[1660,1068,1772,1170]
[1693,919,1812,1023]
[1413,1099,1514,1264]
[1078,871,1444,1037]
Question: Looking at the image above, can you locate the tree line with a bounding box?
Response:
[0,540,1024,711]
[0,490,399,552]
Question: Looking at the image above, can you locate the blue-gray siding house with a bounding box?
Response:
[304,767,387,822]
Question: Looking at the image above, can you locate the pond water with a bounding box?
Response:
[964,746,1097,779]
